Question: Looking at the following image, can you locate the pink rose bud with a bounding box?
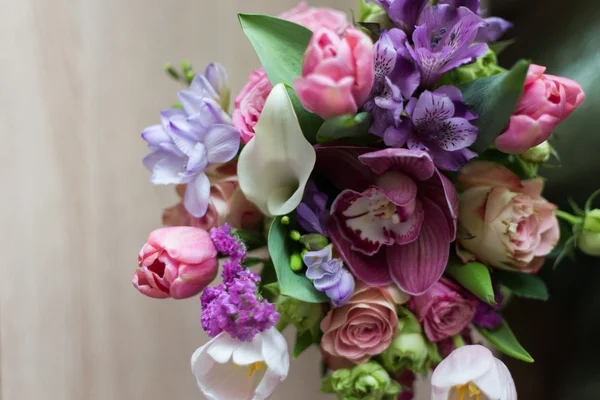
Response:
[494,64,585,154]
[294,28,375,119]
[133,227,218,299]
[232,68,273,143]
[411,278,477,342]
[279,1,349,34]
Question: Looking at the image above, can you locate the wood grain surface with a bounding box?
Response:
[0,0,431,399]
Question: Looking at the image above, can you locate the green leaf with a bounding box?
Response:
[459,59,530,153]
[489,39,516,56]
[293,330,316,359]
[478,320,534,363]
[238,14,323,142]
[268,217,328,303]
[316,112,372,143]
[446,259,496,305]
[495,270,549,301]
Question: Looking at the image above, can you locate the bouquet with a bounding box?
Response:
[132,1,598,399]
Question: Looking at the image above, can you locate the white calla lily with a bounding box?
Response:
[238,83,316,216]
[431,345,517,400]
[191,328,290,400]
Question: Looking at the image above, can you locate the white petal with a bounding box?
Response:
[254,328,290,400]
[206,333,241,364]
[232,337,264,366]
[431,345,495,390]
[184,173,211,217]
[494,359,517,400]
[238,84,316,216]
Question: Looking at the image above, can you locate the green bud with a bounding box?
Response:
[290,252,304,272]
[438,50,505,86]
[281,216,290,225]
[290,230,302,241]
[358,0,393,29]
[322,361,402,400]
[381,308,429,375]
[276,295,323,335]
[164,62,181,80]
[520,141,552,163]
[578,209,600,256]
[300,233,330,251]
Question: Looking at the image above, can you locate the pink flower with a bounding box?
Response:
[133,227,218,299]
[279,1,349,34]
[431,345,517,400]
[410,278,477,342]
[162,164,262,231]
[494,64,585,154]
[318,146,458,295]
[457,161,560,272]
[232,68,273,143]
[320,282,400,367]
[294,28,375,119]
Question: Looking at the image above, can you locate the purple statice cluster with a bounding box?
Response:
[365,0,512,171]
[202,225,279,341]
[472,288,504,329]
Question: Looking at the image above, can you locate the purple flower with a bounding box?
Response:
[296,181,330,236]
[366,0,429,34]
[439,1,513,43]
[384,86,478,171]
[142,71,241,218]
[303,245,355,307]
[472,289,504,329]
[407,5,488,86]
[209,224,247,264]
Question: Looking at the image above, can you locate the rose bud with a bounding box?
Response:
[294,27,375,119]
[494,64,585,154]
[133,227,218,299]
[410,279,477,342]
[578,209,600,256]
[457,161,560,272]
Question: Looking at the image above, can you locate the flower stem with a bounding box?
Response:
[276,319,289,332]
[555,210,584,226]
[452,334,466,349]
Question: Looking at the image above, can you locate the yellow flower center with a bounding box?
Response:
[232,361,266,377]
[456,382,481,400]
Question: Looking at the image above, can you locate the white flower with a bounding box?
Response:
[431,345,517,400]
[238,83,316,217]
[191,328,290,400]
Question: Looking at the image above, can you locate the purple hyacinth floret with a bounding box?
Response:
[383,85,478,171]
[296,181,330,236]
[472,289,504,329]
[407,5,488,86]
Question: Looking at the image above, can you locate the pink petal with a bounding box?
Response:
[359,148,436,181]
[494,114,559,154]
[420,171,459,240]
[547,74,586,117]
[458,161,523,192]
[294,74,358,119]
[387,199,452,295]
[147,226,218,265]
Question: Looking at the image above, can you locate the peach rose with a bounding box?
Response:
[163,164,262,231]
[321,282,406,368]
[457,161,560,272]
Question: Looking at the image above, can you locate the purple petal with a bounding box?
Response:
[388,0,430,33]
[145,151,188,185]
[297,203,325,235]
[183,173,211,217]
[413,90,455,127]
[314,146,378,192]
[430,147,477,171]
[384,123,412,148]
[374,30,398,79]
[160,108,186,130]
[306,265,328,280]
[419,172,459,239]
[185,142,208,174]
[477,17,513,43]
[359,148,436,181]
[326,269,355,307]
[439,0,480,13]
[204,124,240,164]
[142,124,170,147]
[387,199,452,295]
[168,117,200,155]
[189,74,219,100]
[433,117,478,151]
[328,218,393,285]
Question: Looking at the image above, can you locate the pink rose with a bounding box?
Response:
[457,161,560,272]
[294,28,375,119]
[163,164,262,231]
[320,282,400,368]
[410,278,477,342]
[232,68,273,143]
[279,1,349,34]
[494,64,585,154]
[133,227,218,299]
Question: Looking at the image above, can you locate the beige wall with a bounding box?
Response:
[0,1,432,399]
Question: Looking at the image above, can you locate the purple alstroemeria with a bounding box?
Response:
[142,73,240,218]
[384,86,478,171]
[438,0,513,43]
[366,0,429,34]
[304,245,355,307]
[296,181,330,236]
[364,29,420,137]
[407,5,488,86]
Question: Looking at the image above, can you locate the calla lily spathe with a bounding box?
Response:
[238,84,316,216]
[191,328,290,400]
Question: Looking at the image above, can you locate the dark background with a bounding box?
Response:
[492,0,600,398]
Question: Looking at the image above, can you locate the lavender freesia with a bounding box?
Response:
[407,5,488,86]
[304,245,355,307]
[384,86,478,171]
[142,68,241,218]
[296,181,330,236]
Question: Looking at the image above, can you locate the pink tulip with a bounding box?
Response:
[133,227,218,299]
[279,1,348,34]
[411,278,477,342]
[494,64,585,154]
[457,161,560,272]
[294,28,375,119]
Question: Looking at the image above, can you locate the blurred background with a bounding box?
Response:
[1,0,598,399]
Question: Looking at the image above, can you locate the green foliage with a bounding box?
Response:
[317,113,372,144]
[446,259,496,305]
[495,270,549,301]
[478,320,534,363]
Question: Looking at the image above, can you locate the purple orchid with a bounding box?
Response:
[315,146,458,295]
[142,74,240,218]
[384,86,478,171]
[365,28,420,137]
[303,244,355,307]
[366,0,429,34]
[296,181,330,236]
[407,5,488,86]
